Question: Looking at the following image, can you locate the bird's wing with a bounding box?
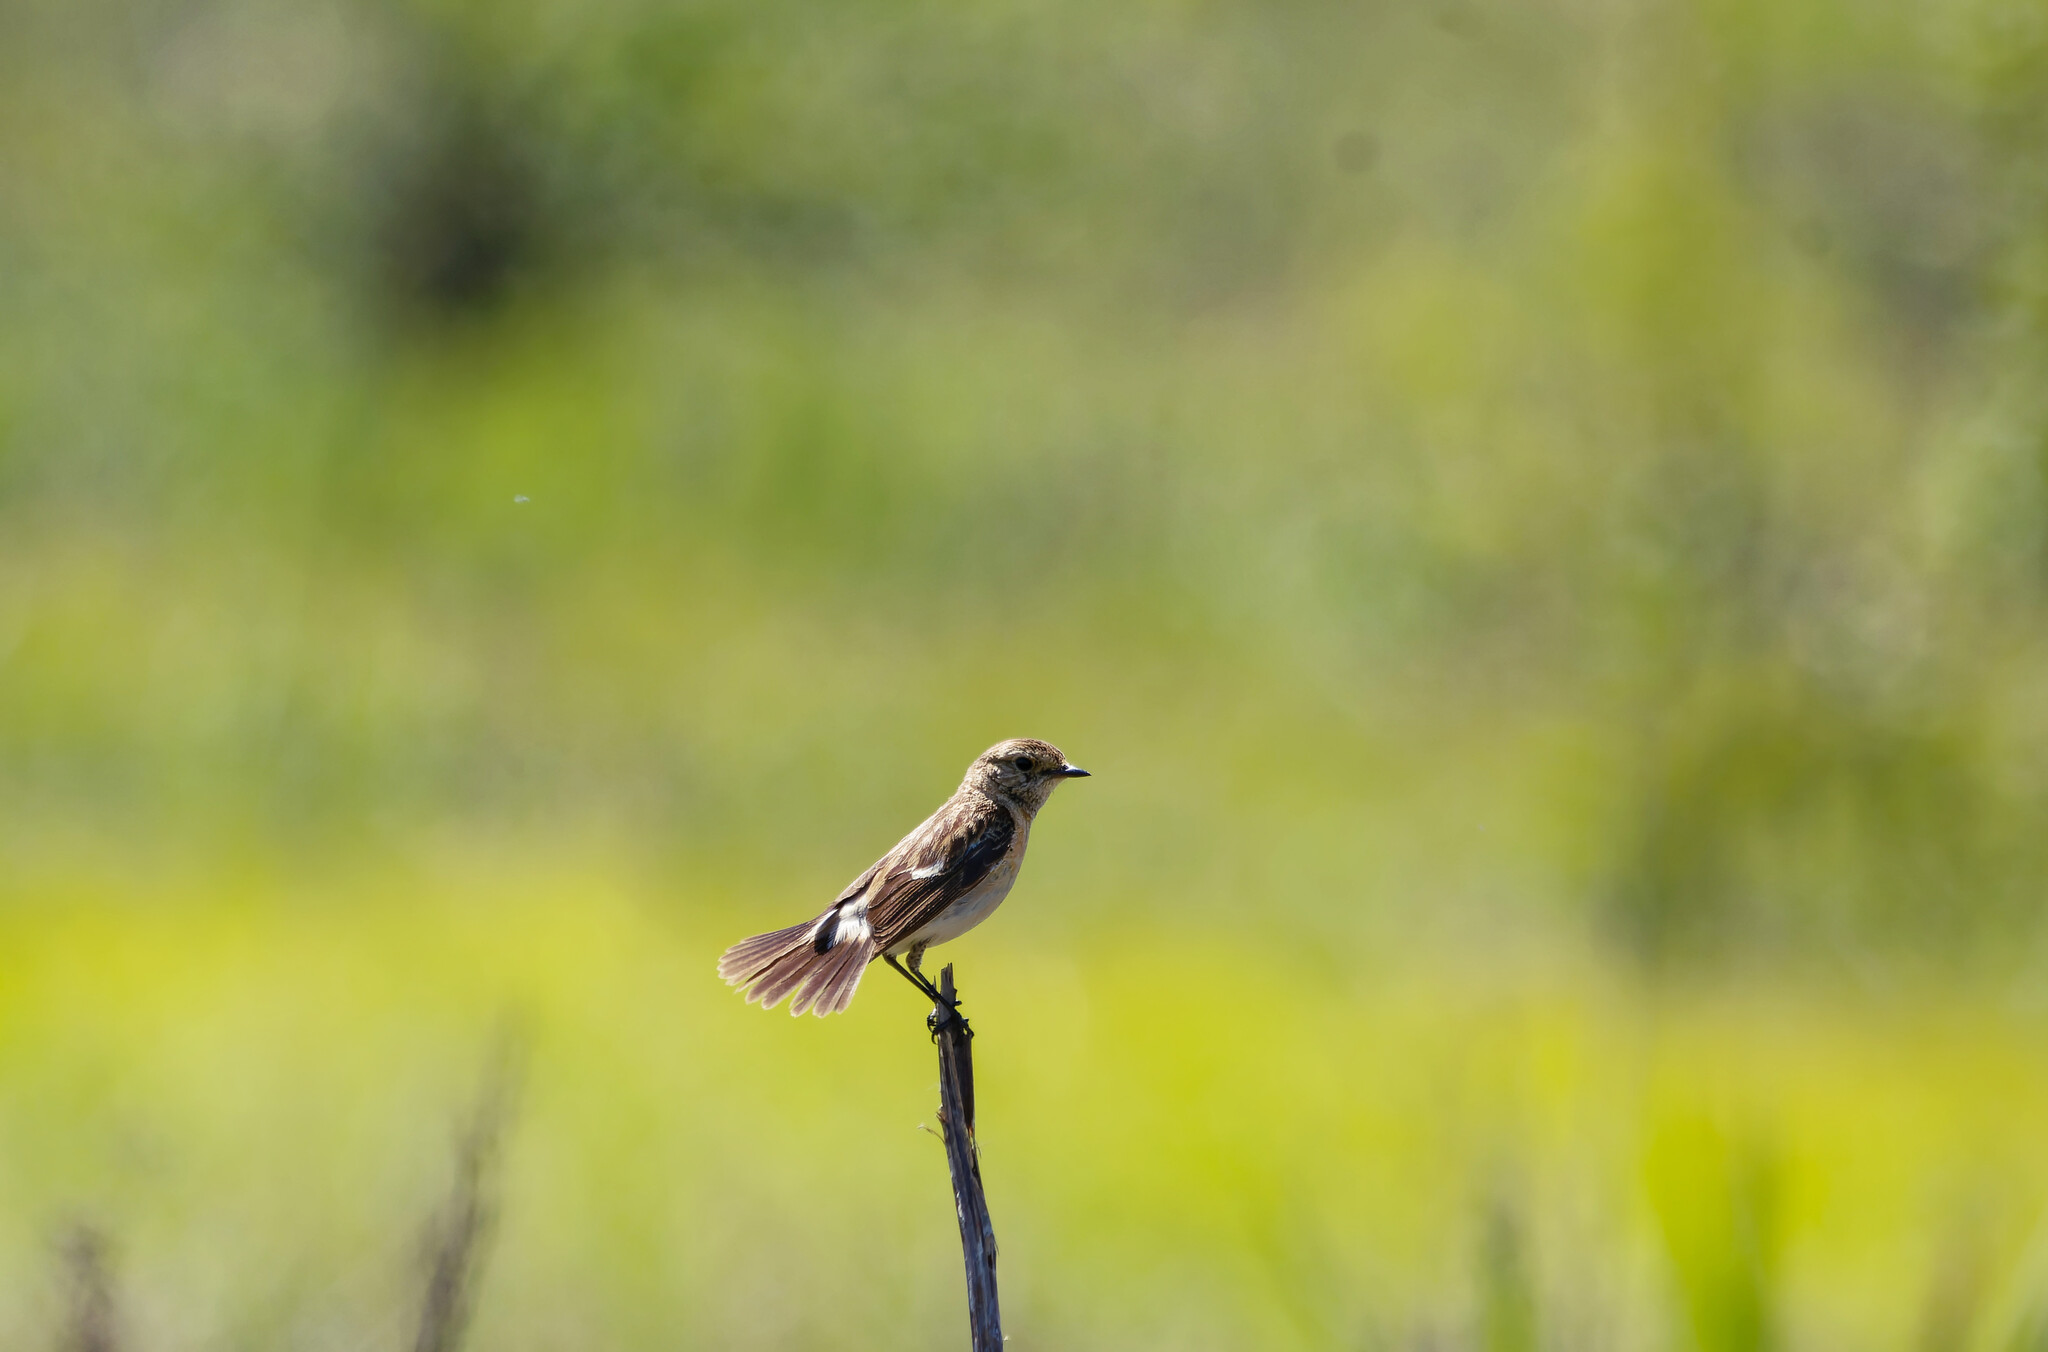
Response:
[864,794,1014,951]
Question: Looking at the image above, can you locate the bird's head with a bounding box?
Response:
[965,738,1089,813]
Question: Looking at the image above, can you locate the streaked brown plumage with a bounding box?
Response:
[717,739,1089,1017]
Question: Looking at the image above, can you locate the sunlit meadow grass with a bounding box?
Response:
[5,880,2048,1351]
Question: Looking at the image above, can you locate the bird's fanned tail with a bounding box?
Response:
[793,934,872,1016]
[716,922,812,984]
[718,921,874,1017]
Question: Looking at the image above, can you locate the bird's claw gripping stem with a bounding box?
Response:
[927,1001,972,1041]
[884,952,972,1039]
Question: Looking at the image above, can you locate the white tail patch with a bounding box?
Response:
[813,901,872,953]
[837,903,872,946]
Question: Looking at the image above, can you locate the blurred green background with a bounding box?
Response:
[8,0,2048,1347]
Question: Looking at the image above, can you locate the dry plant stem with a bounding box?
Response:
[59,1224,119,1352]
[933,964,1002,1352]
[413,1035,522,1352]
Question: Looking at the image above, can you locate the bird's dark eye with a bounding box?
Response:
[1013,757,1033,772]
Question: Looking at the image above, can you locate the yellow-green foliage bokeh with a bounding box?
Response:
[7,0,2048,1347]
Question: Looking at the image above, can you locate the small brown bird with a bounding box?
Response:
[717,739,1089,1017]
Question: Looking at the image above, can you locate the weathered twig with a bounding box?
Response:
[931,964,1002,1351]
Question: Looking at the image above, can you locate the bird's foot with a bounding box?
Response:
[927,998,972,1041]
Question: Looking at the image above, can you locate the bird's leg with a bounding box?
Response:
[908,943,971,1038]
[883,951,946,1004]
[883,951,969,1038]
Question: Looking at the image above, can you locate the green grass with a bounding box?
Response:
[7,888,2048,1349]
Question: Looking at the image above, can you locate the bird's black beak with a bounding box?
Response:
[1057,763,1091,778]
